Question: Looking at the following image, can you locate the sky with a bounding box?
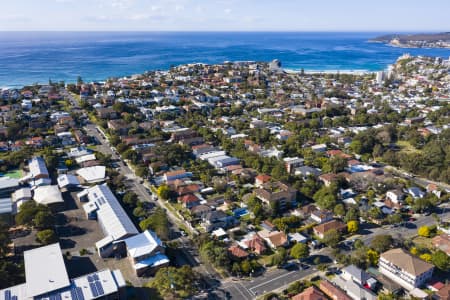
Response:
[1,0,450,31]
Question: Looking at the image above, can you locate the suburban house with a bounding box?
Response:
[255,181,297,211]
[311,209,334,224]
[431,234,450,256]
[228,245,249,261]
[292,286,327,300]
[283,157,304,174]
[178,194,200,209]
[107,119,130,135]
[379,248,434,291]
[313,220,346,239]
[163,169,192,183]
[258,230,288,249]
[407,187,426,199]
[385,189,405,208]
[319,280,352,300]
[201,210,236,232]
[242,234,267,255]
[255,174,271,187]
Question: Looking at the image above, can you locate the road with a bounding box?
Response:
[83,123,188,235]
[220,267,317,299]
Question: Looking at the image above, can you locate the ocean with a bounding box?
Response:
[1,31,449,87]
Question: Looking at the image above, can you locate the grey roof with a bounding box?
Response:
[0,177,19,190]
[0,198,12,214]
[86,184,139,240]
[29,157,49,178]
[343,264,371,284]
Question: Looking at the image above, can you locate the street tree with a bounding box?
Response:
[290,243,309,260]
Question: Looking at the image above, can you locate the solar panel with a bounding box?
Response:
[5,290,11,300]
[87,275,94,282]
[93,273,99,281]
[94,281,104,295]
[11,296,17,300]
[70,288,78,300]
[76,287,85,300]
[89,282,98,298]
[55,293,62,300]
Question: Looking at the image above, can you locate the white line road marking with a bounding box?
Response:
[248,271,295,292]
[232,284,250,300]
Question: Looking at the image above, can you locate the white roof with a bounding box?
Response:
[77,166,106,183]
[33,185,64,205]
[29,157,49,178]
[86,184,138,240]
[68,147,92,158]
[133,253,170,271]
[95,235,114,249]
[24,243,70,297]
[124,230,163,259]
[212,228,227,237]
[288,232,308,243]
[57,174,80,188]
[198,151,226,160]
[12,187,32,202]
[207,155,230,164]
[75,154,96,164]
[0,176,19,190]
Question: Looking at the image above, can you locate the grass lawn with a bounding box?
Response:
[3,169,22,179]
[397,140,421,154]
[412,236,433,250]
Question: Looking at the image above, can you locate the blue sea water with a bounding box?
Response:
[0,31,450,87]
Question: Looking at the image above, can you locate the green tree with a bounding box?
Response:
[240,260,252,275]
[290,243,309,260]
[370,235,393,253]
[157,185,170,200]
[0,223,11,258]
[432,250,450,271]
[36,229,58,245]
[139,208,169,240]
[313,185,337,210]
[34,210,55,229]
[334,203,345,217]
[123,192,138,207]
[148,266,198,298]
[322,229,341,248]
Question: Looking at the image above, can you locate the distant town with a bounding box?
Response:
[0,54,449,300]
[371,32,450,49]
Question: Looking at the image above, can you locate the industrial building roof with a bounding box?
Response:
[85,184,138,240]
[29,157,49,178]
[76,166,106,183]
[33,185,64,205]
[124,230,163,259]
[24,243,70,297]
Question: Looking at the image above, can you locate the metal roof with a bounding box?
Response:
[29,157,49,178]
[86,184,138,241]
[24,243,70,298]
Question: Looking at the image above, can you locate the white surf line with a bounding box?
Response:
[248,271,295,292]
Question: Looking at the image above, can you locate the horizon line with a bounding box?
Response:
[0,29,447,33]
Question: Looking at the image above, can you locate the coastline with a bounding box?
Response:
[1,66,381,89]
[285,69,375,75]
